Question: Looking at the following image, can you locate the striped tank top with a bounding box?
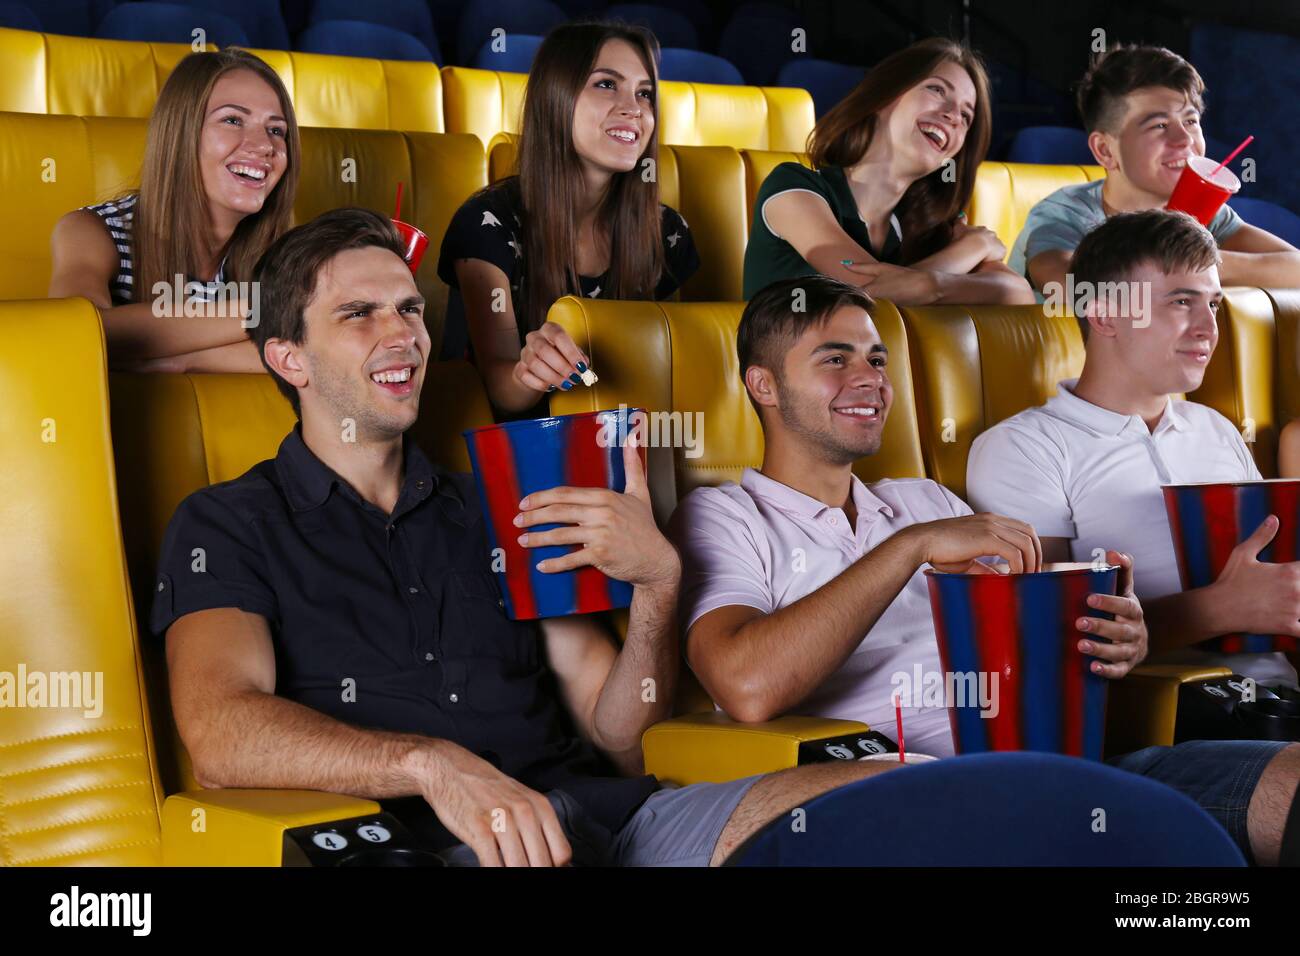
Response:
[83,194,228,306]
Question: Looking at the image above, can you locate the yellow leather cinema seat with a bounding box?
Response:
[1188,287,1281,476]
[0,27,444,132]
[655,80,814,152]
[0,113,147,299]
[901,302,1086,501]
[968,162,1105,257]
[0,26,191,117]
[741,148,810,222]
[0,298,166,865]
[441,66,814,151]
[1269,288,1300,463]
[244,47,444,133]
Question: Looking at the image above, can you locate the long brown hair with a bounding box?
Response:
[808,37,991,264]
[511,21,666,332]
[130,49,299,302]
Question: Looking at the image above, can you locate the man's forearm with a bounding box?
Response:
[1218,250,1300,288]
[711,530,923,722]
[1144,585,1224,653]
[186,687,444,798]
[590,576,680,769]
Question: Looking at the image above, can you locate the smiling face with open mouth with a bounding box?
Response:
[771,304,894,465]
[877,59,977,177]
[1105,86,1207,203]
[571,38,656,178]
[198,69,289,231]
[289,245,432,443]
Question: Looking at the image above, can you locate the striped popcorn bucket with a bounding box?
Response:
[1162,480,1300,654]
[463,408,646,620]
[925,563,1119,760]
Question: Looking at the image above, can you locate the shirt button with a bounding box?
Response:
[424,652,434,662]
[448,693,459,704]
[408,586,419,594]
[157,581,165,591]
[386,524,394,532]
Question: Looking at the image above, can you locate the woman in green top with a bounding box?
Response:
[744,38,1034,305]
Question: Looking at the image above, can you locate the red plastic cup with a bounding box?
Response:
[1165,155,1241,226]
[392,218,429,274]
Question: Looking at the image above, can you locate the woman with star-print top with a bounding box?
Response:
[437,21,699,417]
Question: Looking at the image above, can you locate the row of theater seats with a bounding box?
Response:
[0,25,814,149]
[5,279,1296,863]
[0,107,1102,347]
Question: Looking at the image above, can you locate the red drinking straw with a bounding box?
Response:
[394,181,404,219]
[894,693,906,764]
[1210,135,1254,178]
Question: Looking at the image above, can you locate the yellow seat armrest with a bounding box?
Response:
[643,712,870,786]
[1104,664,1234,756]
[162,790,382,866]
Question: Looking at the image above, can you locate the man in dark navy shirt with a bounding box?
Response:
[154,207,895,867]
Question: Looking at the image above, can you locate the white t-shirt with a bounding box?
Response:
[967,379,1296,687]
[671,468,974,758]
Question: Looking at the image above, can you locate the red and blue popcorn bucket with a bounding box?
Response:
[463,408,646,620]
[925,563,1119,760]
[1162,480,1300,654]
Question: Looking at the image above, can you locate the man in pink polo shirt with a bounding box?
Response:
[670,274,1300,864]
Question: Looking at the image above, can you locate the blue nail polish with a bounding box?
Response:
[568,373,582,385]
[576,361,588,373]
[561,380,573,390]
[546,385,557,393]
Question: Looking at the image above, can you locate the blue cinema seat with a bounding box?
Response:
[729,752,1247,866]
[170,0,288,49]
[309,0,440,64]
[1005,125,1094,165]
[96,1,249,46]
[718,0,803,87]
[457,0,565,69]
[472,33,543,72]
[297,19,435,62]
[658,48,743,85]
[0,0,39,30]
[605,3,699,50]
[23,0,115,36]
[1230,196,1300,249]
[777,57,864,118]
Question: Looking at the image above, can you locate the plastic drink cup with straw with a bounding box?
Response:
[391,181,429,274]
[1166,135,1252,226]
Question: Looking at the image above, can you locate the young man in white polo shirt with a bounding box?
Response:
[671,273,1300,864]
[970,209,1299,689]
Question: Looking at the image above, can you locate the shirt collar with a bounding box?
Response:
[1049,378,1185,437]
[822,165,903,253]
[740,467,894,521]
[275,425,443,513]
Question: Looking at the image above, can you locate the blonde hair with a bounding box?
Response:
[130,49,300,301]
